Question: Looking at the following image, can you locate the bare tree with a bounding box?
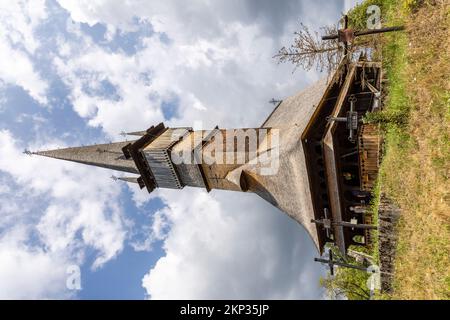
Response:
[274,23,344,75]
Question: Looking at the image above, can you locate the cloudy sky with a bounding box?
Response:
[0,0,358,299]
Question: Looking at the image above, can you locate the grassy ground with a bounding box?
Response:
[378,0,450,300]
[322,0,449,300]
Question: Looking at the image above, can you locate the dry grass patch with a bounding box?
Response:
[380,0,450,299]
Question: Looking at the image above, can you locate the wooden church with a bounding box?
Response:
[33,59,382,257]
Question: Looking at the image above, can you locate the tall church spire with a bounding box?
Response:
[33,141,139,174]
[31,61,383,255]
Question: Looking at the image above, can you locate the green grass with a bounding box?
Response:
[322,0,450,300]
[375,0,450,299]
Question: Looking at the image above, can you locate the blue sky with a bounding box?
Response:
[0,0,357,299]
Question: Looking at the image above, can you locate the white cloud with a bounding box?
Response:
[52,0,344,137]
[51,0,342,299]
[142,189,325,299]
[0,0,48,105]
[52,47,164,136]
[50,8,319,138]
[0,42,48,105]
[57,0,139,31]
[0,0,47,54]
[0,0,347,299]
[129,208,170,252]
[0,228,71,300]
[0,130,129,297]
[0,243,70,299]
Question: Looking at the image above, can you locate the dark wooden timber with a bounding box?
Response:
[322,26,405,41]
[323,64,357,253]
[312,218,377,230]
[122,122,166,193]
[314,249,371,275]
[305,62,381,254]
[301,60,349,253]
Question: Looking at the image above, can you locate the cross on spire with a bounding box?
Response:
[269,98,282,106]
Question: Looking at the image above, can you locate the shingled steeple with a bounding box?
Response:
[33,141,139,174]
[32,60,383,256]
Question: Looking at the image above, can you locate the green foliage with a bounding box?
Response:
[320,248,372,300]
[363,110,407,126]
[368,0,412,155]
[382,38,409,116]
[401,0,423,12]
[346,0,413,30]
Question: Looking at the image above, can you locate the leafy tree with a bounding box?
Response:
[320,246,372,300]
